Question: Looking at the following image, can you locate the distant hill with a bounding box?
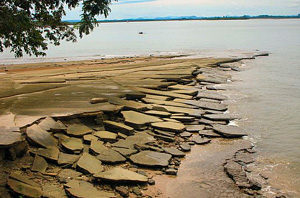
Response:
[64,14,300,23]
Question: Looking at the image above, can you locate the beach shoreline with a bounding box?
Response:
[1,53,287,198]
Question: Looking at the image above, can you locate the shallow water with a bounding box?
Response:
[1,19,300,195]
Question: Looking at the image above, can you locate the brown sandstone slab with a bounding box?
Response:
[144,110,171,118]
[35,147,60,161]
[212,124,246,138]
[121,111,162,130]
[64,180,115,198]
[0,132,22,148]
[150,121,185,133]
[58,152,80,166]
[203,114,239,121]
[31,155,48,173]
[191,135,211,145]
[185,125,205,132]
[94,131,118,141]
[76,153,104,174]
[104,120,134,135]
[26,124,57,148]
[130,151,172,167]
[66,123,93,137]
[60,137,83,153]
[163,147,185,157]
[38,116,66,131]
[94,167,148,183]
[134,87,193,100]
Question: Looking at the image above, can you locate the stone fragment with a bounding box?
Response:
[125,92,146,100]
[174,99,228,111]
[104,120,134,135]
[147,131,175,142]
[38,117,66,131]
[171,89,198,96]
[199,130,221,138]
[60,137,83,153]
[163,147,185,157]
[121,111,162,130]
[94,167,148,183]
[112,147,138,157]
[112,132,155,149]
[234,151,255,164]
[0,132,22,148]
[83,134,98,144]
[196,91,228,101]
[165,168,177,175]
[162,118,180,123]
[185,125,205,132]
[212,124,247,138]
[116,186,129,197]
[180,143,191,152]
[76,153,104,174]
[135,87,193,100]
[154,129,175,137]
[42,183,67,198]
[132,186,142,196]
[35,147,60,161]
[198,118,227,125]
[224,160,251,188]
[142,98,196,109]
[90,97,108,104]
[203,114,239,121]
[130,151,172,167]
[117,133,127,139]
[31,155,48,173]
[180,131,192,138]
[90,140,126,163]
[26,124,57,148]
[109,97,149,111]
[145,94,171,101]
[58,152,80,166]
[151,121,185,133]
[64,180,115,198]
[57,169,82,183]
[145,110,171,118]
[153,105,204,118]
[170,116,195,122]
[94,131,118,141]
[191,135,211,145]
[7,172,42,198]
[66,124,93,137]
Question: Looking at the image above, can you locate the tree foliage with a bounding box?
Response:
[0,0,112,57]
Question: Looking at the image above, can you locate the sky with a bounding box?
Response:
[64,0,300,20]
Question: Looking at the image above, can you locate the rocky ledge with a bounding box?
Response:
[0,54,270,198]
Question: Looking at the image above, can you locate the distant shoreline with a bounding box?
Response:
[64,15,300,24]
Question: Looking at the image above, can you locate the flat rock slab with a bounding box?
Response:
[145,110,171,118]
[185,125,205,132]
[64,180,115,198]
[153,105,204,118]
[180,131,192,138]
[171,89,198,96]
[163,147,185,157]
[7,172,42,198]
[145,94,171,101]
[38,117,66,131]
[60,137,83,153]
[180,143,191,152]
[198,130,222,138]
[112,147,137,157]
[203,114,238,121]
[168,84,199,90]
[196,91,228,101]
[170,116,195,122]
[104,120,134,136]
[198,118,227,125]
[35,147,60,161]
[174,99,227,111]
[26,124,57,148]
[142,98,196,109]
[125,92,146,100]
[90,140,126,163]
[130,151,172,167]
[147,131,175,142]
[83,134,98,144]
[135,87,193,100]
[77,153,104,174]
[109,97,149,111]
[90,97,108,104]
[58,152,80,166]
[150,122,185,133]
[112,132,155,149]
[94,167,148,183]
[212,124,247,138]
[31,155,48,173]
[57,169,82,183]
[94,131,118,141]
[0,132,22,148]
[191,135,211,145]
[66,124,93,137]
[121,111,162,130]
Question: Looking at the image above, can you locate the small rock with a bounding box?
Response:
[179,131,192,138]
[116,186,129,197]
[165,168,177,175]
[26,124,57,148]
[58,152,80,166]
[150,121,185,133]
[163,147,185,157]
[191,135,211,145]
[130,151,172,167]
[104,120,134,135]
[148,179,155,185]
[66,123,93,137]
[31,155,48,173]
[35,147,60,162]
[38,116,66,132]
[94,131,118,142]
[60,137,83,153]
[132,186,142,196]
[90,97,108,104]
[83,134,98,144]
[76,153,104,174]
[94,167,148,182]
[57,169,82,183]
[179,143,191,152]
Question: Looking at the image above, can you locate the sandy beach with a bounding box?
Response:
[0,53,290,198]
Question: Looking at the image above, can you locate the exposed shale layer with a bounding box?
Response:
[0,54,276,198]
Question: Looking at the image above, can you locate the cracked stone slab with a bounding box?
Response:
[26,124,57,148]
[76,153,104,174]
[212,124,247,138]
[163,147,185,157]
[94,167,148,183]
[151,121,185,133]
[121,110,162,130]
[0,132,22,148]
[104,120,134,136]
[203,114,239,121]
[66,123,93,137]
[130,151,172,167]
[38,116,66,132]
